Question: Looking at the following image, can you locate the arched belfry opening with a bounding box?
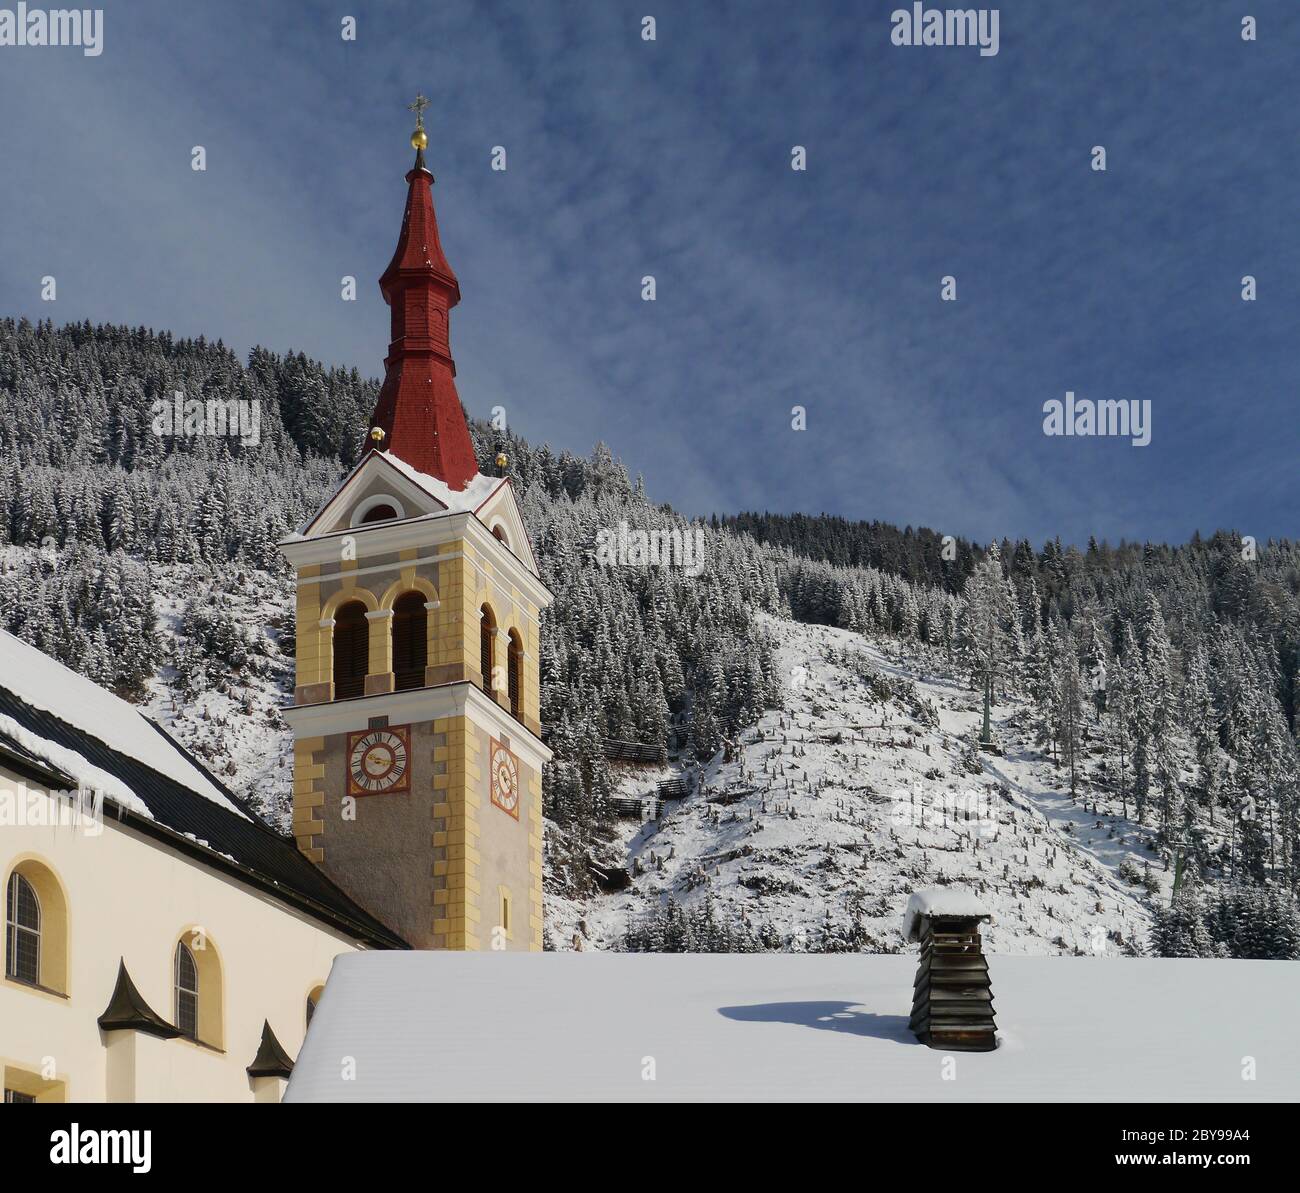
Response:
[480,605,496,696]
[392,592,428,691]
[508,629,524,720]
[333,601,369,700]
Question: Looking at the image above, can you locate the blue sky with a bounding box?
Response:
[1,0,1297,547]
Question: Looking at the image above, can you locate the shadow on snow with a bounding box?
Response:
[718,1001,914,1044]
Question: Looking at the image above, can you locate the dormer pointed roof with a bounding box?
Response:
[97,958,181,1039]
[247,1019,296,1079]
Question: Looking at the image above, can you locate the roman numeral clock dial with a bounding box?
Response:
[347,727,411,796]
[490,738,520,818]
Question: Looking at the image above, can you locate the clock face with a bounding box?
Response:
[490,738,520,819]
[347,727,410,796]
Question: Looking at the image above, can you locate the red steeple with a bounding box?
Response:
[368,107,478,490]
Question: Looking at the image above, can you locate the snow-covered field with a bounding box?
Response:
[552,615,1166,955]
[287,951,1300,1101]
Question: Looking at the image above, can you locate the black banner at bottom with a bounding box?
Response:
[0,1101,1289,1177]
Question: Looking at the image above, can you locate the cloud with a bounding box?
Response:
[2,0,1296,546]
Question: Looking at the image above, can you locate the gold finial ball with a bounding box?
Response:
[495,452,509,471]
[410,128,429,150]
[370,426,386,442]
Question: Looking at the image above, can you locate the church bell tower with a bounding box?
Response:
[280,99,551,951]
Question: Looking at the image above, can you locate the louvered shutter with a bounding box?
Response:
[393,592,427,691]
[333,602,369,699]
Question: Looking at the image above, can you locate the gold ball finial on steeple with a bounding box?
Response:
[407,93,431,153]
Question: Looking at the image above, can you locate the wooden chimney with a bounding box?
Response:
[903,891,997,1052]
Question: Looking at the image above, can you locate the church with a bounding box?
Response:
[0,107,550,1102]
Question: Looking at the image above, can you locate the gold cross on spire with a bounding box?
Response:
[407,93,431,154]
[407,93,430,131]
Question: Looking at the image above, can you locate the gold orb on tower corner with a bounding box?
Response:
[370,426,386,443]
[410,127,428,151]
[495,452,509,472]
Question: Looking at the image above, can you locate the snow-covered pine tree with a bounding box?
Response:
[1053,634,1087,795]
[960,544,1020,747]
[1182,639,1221,825]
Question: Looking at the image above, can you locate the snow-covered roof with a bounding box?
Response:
[902,888,993,942]
[0,710,150,817]
[0,629,245,817]
[376,451,504,515]
[286,952,1300,1102]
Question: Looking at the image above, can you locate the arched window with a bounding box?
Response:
[349,494,406,527]
[333,600,369,700]
[491,524,509,549]
[174,942,199,1040]
[392,592,428,692]
[4,862,67,993]
[173,930,223,1048]
[5,872,40,987]
[480,605,496,696]
[360,503,397,525]
[508,629,524,720]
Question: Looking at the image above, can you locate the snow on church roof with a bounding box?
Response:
[0,710,151,817]
[286,951,1300,1102]
[376,450,504,514]
[0,628,246,818]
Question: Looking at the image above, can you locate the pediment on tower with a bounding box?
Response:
[474,478,540,577]
[290,451,453,540]
[283,450,539,577]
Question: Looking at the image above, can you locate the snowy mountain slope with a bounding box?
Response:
[142,566,297,829]
[552,615,1166,955]
[9,552,1168,954]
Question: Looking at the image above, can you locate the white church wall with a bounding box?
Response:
[0,765,367,1102]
